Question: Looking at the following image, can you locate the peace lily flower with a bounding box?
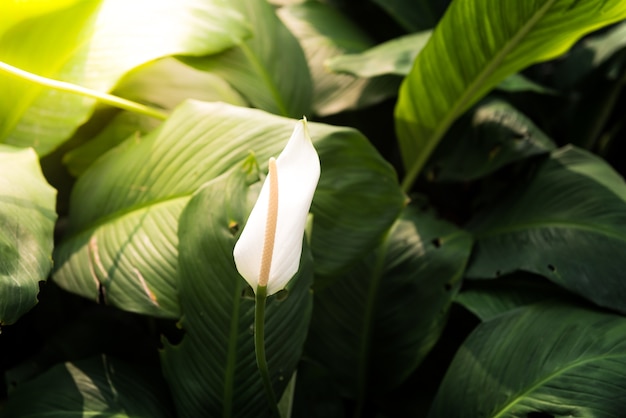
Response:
[233,118,321,296]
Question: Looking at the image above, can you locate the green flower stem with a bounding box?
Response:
[0,60,168,120]
[254,285,281,418]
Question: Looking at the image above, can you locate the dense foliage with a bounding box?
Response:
[2,0,626,416]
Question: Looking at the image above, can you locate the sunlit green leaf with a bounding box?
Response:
[429,302,626,417]
[161,165,312,417]
[63,58,248,177]
[0,145,56,326]
[306,205,472,407]
[0,0,249,155]
[395,0,626,190]
[467,146,626,314]
[53,100,403,317]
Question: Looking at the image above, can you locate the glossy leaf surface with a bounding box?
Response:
[306,205,472,403]
[53,101,404,317]
[429,302,626,417]
[467,146,626,314]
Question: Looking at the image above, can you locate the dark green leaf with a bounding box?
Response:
[455,272,575,321]
[161,165,312,417]
[0,355,174,418]
[556,21,626,88]
[306,205,472,404]
[372,0,447,32]
[425,99,555,182]
[429,302,626,417]
[0,145,56,326]
[467,146,626,314]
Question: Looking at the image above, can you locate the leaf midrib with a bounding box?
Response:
[66,193,191,240]
[474,219,626,243]
[401,0,557,191]
[492,352,626,417]
[239,43,289,117]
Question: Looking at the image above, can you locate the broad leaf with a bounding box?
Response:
[53,100,403,317]
[327,33,551,97]
[0,0,249,155]
[64,58,248,177]
[424,99,555,182]
[0,355,174,418]
[466,146,626,314]
[278,2,393,115]
[428,302,626,417]
[305,205,472,405]
[0,145,56,326]
[455,272,574,322]
[395,0,626,189]
[161,165,312,417]
[184,0,312,118]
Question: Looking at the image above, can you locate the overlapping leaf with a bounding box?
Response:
[395,0,626,189]
[305,205,472,408]
[0,0,249,155]
[0,355,174,418]
[161,165,312,417]
[455,272,573,322]
[0,145,56,326]
[429,302,626,417]
[277,2,394,115]
[424,99,555,182]
[64,58,248,176]
[467,146,626,314]
[184,0,312,118]
[327,31,431,78]
[53,100,404,317]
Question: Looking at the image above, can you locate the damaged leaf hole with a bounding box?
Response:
[228,220,239,236]
[431,237,442,248]
[547,264,556,272]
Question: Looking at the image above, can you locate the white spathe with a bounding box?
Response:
[233,118,321,295]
